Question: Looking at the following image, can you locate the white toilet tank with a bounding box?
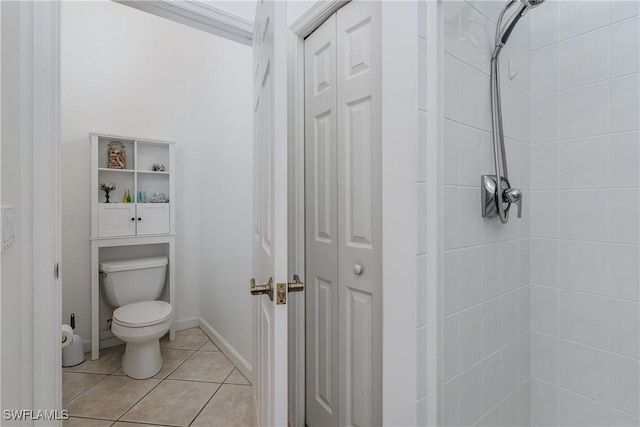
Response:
[99,257,168,307]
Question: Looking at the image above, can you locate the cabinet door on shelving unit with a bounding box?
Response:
[136,204,170,235]
[98,204,136,237]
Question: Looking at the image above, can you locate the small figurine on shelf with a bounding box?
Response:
[101,182,115,203]
[148,192,169,203]
[152,163,165,172]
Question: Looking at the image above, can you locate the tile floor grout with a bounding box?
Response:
[63,327,253,427]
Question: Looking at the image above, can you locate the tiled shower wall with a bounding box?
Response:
[441,1,532,425]
[528,2,640,426]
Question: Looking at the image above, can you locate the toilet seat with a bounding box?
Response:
[113,301,173,328]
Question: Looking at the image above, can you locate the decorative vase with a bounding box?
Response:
[105,192,110,203]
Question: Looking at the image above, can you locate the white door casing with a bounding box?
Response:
[305,2,382,426]
[252,1,288,426]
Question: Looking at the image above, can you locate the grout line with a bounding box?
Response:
[530,328,639,361]
[187,381,224,427]
[530,281,640,304]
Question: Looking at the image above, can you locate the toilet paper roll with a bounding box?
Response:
[61,324,74,348]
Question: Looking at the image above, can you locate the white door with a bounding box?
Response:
[305,2,382,426]
[251,1,289,426]
[304,13,339,427]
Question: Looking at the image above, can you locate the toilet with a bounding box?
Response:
[99,256,174,379]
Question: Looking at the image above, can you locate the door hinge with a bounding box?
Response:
[54,263,60,279]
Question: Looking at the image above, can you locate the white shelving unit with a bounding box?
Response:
[90,133,176,360]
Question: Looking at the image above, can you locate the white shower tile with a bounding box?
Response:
[608,407,640,427]
[444,313,460,381]
[501,390,519,427]
[609,243,640,301]
[531,284,559,334]
[559,27,609,90]
[458,2,492,75]
[518,333,531,386]
[558,339,608,403]
[502,240,518,292]
[518,285,531,336]
[443,251,460,316]
[559,1,610,40]
[530,142,558,190]
[610,131,640,188]
[417,325,428,398]
[558,388,608,427]
[558,240,609,295]
[443,377,460,427]
[610,299,640,358]
[610,74,640,133]
[502,290,519,344]
[610,17,640,78]
[531,94,559,143]
[517,380,531,427]
[459,246,483,309]
[459,363,483,426]
[558,135,609,189]
[417,254,428,327]
[531,378,559,427]
[417,110,428,183]
[559,81,609,140]
[611,1,640,22]
[444,54,461,121]
[460,63,488,130]
[417,183,428,254]
[531,239,558,287]
[501,85,521,141]
[482,350,503,414]
[518,239,531,287]
[610,354,640,416]
[459,187,483,248]
[459,305,483,371]
[444,186,460,250]
[531,43,559,97]
[458,125,482,187]
[418,38,428,112]
[417,1,428,40]
[558,290,609,348]
[531,331,559,384]
[483,243,504,300]
[444,119,460,185]
[610,189,640,244]
[482,296,502,357]
[502,340,519,397]
[559,189,609,242]
[530,0,560,50]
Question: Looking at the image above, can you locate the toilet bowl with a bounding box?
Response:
[99,256,173,380]
[111,300,174,379]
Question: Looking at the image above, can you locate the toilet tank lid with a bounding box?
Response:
[99,256,168,273]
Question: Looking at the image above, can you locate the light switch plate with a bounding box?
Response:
[2,206,16,253]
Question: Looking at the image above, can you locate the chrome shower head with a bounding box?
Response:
[495,0,546,55]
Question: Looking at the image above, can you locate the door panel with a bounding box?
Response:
[305,13,339,427]
[252,1,288,426]
[98,204,136,237]
[305,3,381,426]
[136,204,170,235]
[337,3,381,427]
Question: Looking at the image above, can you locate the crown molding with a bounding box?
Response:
[114,0,253,46]
[289,0,349,38]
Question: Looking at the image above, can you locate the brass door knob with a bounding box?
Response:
[250,277,273,301]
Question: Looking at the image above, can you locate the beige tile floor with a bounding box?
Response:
[63,328,254,427]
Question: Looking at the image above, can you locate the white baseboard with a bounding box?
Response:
[174,316,199,331]
[198,317,253,383]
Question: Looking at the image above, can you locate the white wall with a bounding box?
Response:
[61,0,253,365]
[440,1,532,425]
[1,0,24,415]
[528,2,640,425]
